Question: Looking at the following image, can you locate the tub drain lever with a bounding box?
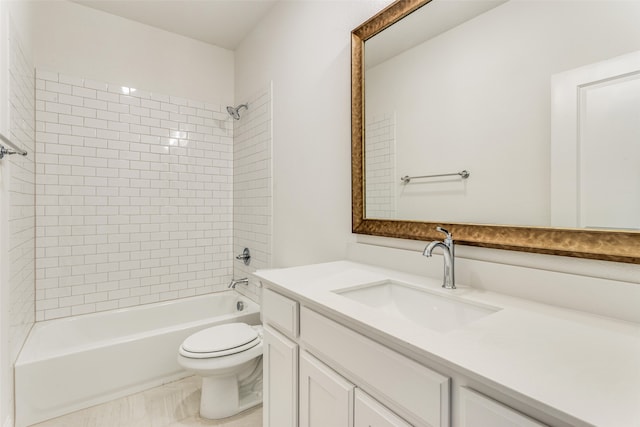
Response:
[236,248,251,265]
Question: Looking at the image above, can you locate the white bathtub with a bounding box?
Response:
[15,291,260,427]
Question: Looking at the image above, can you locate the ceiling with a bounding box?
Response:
[72,0,278,50]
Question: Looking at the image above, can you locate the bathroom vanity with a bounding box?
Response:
[256,261,640,427]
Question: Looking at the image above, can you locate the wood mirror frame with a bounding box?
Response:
[351,0,640,264]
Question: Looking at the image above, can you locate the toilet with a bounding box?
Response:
[177,322,263,419]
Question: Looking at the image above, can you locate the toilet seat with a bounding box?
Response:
[179,323,261,359]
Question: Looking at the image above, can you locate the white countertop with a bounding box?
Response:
[255,260,640,427]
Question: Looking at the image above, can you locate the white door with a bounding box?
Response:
[354,389,412,427]
[579,73,640,229]
[551,49,640,229]
[263,325,298,427]
[299,351,354,427]
[459,388,547,427]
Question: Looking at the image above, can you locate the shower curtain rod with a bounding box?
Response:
[0,132,28,159]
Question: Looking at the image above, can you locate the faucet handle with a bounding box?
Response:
[436,227,454,247]
[436,227,452,239]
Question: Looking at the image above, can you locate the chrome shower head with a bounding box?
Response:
[226,103,248,120]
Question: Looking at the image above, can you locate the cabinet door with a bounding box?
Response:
[263,325,298,427]
[300,351,354,427]
[459,387,547,427]
[355,389,412,427]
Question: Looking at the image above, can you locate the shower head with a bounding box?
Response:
[226,103,248,120]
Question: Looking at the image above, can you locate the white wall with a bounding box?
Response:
[0,7,11,425]
[237,0,640,319]
[235,0,392,267]
[30,0,234,105]
[0,2,35,425]
[0,3,9,421]
[365,1,640,226]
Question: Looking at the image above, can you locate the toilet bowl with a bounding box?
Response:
[177,322,263,419]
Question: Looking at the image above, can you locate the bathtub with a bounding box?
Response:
[15,291,260,427]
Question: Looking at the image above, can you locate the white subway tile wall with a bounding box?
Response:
[35,69,234,321]
[233,86,272,303]
[8,16,36,372]
[365,113,396,219]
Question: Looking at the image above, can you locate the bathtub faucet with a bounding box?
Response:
[228,278,249,289]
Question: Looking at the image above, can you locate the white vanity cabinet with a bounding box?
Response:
[262,287,556,427]
[262,287,449,427]
[256,261,624,427]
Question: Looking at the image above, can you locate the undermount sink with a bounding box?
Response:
[334,280,499,333]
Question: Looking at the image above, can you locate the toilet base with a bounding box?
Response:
[198,358,263,420]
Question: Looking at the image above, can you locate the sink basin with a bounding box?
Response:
[334,280,499,333]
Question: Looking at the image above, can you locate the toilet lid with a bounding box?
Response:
[181,323,259,354]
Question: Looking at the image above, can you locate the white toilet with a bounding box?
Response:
[177,322,263,419]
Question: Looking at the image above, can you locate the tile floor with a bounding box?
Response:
[32,376,262,427]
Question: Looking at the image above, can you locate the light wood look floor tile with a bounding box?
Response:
[31,376,262,427]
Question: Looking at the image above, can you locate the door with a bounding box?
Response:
[263,325,298,427]
[299,351,354,427]
[551,49,640,229]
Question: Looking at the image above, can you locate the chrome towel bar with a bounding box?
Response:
[401,170,469,184]
[0,132,28,159]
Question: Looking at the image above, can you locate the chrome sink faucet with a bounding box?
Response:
[423,227,456,289]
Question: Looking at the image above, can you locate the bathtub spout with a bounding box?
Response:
[228,278,249,288]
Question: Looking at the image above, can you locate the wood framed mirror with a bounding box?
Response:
[351,0,640,264]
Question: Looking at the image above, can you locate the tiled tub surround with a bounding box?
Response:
[233,85,272,303]
[15,291,260,427]
[35,70,234,320]
[364,112,395,219]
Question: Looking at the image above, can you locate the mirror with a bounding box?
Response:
[352,0,640,263]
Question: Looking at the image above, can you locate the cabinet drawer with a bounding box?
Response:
[459,387,547,427]
[262,288,299,338]
[301,307,450,427]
